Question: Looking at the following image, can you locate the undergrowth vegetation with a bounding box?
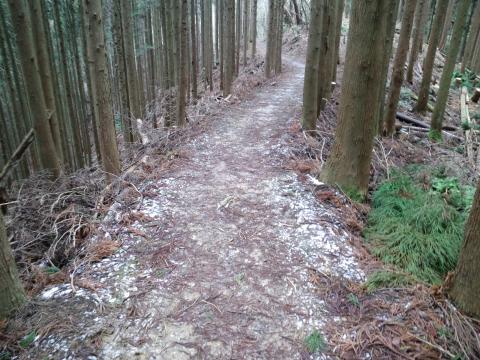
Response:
[364,165,475,288]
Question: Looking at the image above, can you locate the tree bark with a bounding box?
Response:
[448,180,480,317]
[321,0,391,197]
[383,0,418,135]
[431,0,470,137]
[415,0,449,113]
[0,212,25,319]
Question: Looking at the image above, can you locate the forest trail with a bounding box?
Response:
[40,58,362,359]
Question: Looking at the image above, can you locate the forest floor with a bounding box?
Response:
[3,30,480,359]
[4,56,367,359]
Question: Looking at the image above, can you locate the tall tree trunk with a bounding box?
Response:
[315,0,331,116]
[377,0,400,134]
[430,0,470,138]
[302,0,323,131]
[84,0,121,179]
[30,0,63,163]
[243,0,250,66]
[274,0,284,75]
[113,0,133,142]
[53,1,84,170]
[415,0,449,112]
[121,0,142,121]
[448,180,480,317]
[235,0,241,75]
[0,212,25,319]
[223,0,235,95]
[250,0,258,59]
[383,0,418,135]
[145,10,156,103]
[291,0,303,24]
[8,0,62,177]
[332,0,345,83]
[191,0,199,99]
[406,0,427,83]
[177,0,189,126]
[438,0,455,50]
[321,0,392,197]
[265,0,277,78]
[461,1,480,72]
[204,0,214,91]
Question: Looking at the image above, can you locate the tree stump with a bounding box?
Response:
[471,88,480,103]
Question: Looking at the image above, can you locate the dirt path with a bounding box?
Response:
[38,59,362,359]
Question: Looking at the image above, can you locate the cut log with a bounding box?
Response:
[136,119,150,145]
[471,88,480,103]
[461,87,475,166]
[395,112,457,132]
[410,93,434,112]
[0,129,35,183]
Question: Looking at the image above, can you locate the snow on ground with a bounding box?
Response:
[35,58,363,359]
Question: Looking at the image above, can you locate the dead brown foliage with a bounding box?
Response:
[308,270,480,359]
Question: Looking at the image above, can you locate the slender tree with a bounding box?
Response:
[430,0,470,138]
[383,0,418,135]
[321,0,393,197]
[415,0,449,112]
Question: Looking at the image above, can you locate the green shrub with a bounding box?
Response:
[363,167,474,285]
[305,330,326,353]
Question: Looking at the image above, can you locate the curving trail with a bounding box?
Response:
[39,59,362,359]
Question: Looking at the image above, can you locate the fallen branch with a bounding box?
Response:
[0,128,35,183]
[396,112,458,132]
